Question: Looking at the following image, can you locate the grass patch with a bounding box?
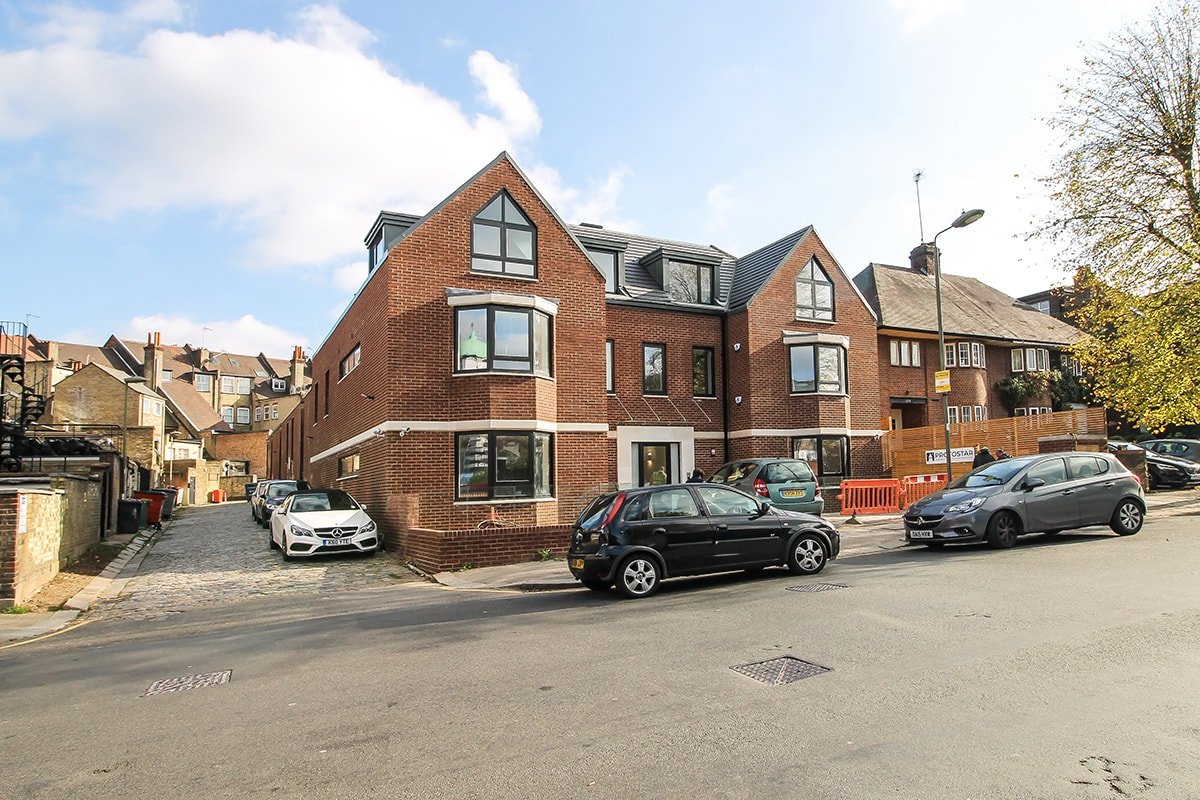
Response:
[1,605,33,614]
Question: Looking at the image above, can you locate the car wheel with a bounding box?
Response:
[787,533,827,575]
[268,529,278,550]
[985,511,1021,549]
[281,531,294,561]
[1110,499,1144,536]
[580,579,610,593]
[615,555,660,599]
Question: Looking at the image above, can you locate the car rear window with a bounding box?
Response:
[267,482,298,497]
[764,461,812,483]
[710,462,759,484]
[576,494,617,530]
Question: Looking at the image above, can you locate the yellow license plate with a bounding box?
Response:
[570,559,584,569]
[780,490,806,498]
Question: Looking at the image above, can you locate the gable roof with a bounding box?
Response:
[726,227,812,310]
[853,262,1080,345]
[160,381,229,434]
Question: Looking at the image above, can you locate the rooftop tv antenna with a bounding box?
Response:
[913,169,926,242]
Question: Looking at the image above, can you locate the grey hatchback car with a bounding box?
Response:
[904,452,1145,548]
[708,458,823,515]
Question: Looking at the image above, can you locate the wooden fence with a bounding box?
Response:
[882,407,1107,479]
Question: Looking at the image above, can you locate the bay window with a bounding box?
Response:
[789,343,845,394]
[454,305,553,376]
[456,431,554,500]
[792,435,848,477]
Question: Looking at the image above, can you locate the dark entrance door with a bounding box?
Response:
[638,443,672,486]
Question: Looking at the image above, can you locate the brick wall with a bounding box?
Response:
[209,429,268,476]
[0,479,102,606]
[400,524,572,572]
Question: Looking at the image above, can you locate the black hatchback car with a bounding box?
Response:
[567,483,840,598]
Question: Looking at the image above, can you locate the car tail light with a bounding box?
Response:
[753,478,769,498]
[602,492,626,527]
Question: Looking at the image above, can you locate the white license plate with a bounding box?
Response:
[322,538,352,546]
[907,529,934,539]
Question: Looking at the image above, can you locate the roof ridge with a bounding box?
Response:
[569,224,731,256]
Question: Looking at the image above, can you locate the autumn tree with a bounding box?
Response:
[1042,1,1200,429]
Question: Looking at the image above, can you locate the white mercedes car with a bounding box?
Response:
[269,489,380,560]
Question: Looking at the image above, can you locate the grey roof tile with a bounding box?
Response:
[727,227,812,310]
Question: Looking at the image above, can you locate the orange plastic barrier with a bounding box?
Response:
[900,473,947,508]
[838,479,902,516]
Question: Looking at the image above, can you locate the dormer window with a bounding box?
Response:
[796,257,834,321]
[472,191,536,278]
[667,262,715,304]
[272,378,287,392]
[587,248,619,293]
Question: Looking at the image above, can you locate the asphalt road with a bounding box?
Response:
[2,509,1198,799]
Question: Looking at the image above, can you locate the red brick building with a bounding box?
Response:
[853,245,1081,432]
[267,152,885,560]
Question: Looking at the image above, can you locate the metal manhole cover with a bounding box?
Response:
[730,656,830,685]
[786,582,849,593]
[141,670,232,697]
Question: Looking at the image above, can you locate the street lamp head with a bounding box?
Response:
[952,208,985,228]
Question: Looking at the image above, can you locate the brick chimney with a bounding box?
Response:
[143,331,164,389]
[289,346,305,394]
[45,340,59,365]
[909,243,938,276]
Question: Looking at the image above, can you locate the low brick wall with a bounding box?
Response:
[0,476,103,607]
[398,524,573,572]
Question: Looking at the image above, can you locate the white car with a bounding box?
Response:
[269,489,380,560]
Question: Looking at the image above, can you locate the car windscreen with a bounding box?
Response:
[290,492,359,512]
[267,482,298,497]
[710,462,758,484]
[950,458,1032,488]
[576,494,616,530]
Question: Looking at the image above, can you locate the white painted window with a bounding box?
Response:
[194,374,212,392]
[957,342,970,366]
[960,405,972,422]
[975,405,986,421]
[271,404,279,419]
[944,344,957,367]
[254,407,262,422]
[221,376,236,393]
[237,377,252,395]
[1011,349,1025,372]
[221,406,234,424]
[272,378,286,392]
[970,342,985,368]
[947,406,960,424]
[236,407,250,424]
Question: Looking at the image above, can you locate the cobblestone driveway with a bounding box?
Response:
[105,501,419,620]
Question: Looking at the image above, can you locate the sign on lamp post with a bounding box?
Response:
[934,370,951,394]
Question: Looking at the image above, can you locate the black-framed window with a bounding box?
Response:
[788,343,845,394]
[605,339,614,392]
[692,347,715,397]
[323,370,330,416]
[338,453,360,478]
[454,305,552,376]
[587,248,619,293]
[667,262,715,304]
[455,431,554,500]
[339,344,361,379]
[792,435,849,477]
[643,343,666,395]
[471,191,536,277]
[795,257,834,320]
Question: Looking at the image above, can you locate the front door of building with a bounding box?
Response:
[638,443,672,486]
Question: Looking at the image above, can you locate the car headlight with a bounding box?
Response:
[290,524,314,537]
[945,497,986,513]
[359,520,376,534]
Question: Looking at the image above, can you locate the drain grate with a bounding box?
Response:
[731,656,830,685]
[786,582,848,593]
[141,670,232,697]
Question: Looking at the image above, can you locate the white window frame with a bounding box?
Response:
[271,404,279,420]
[236,377,252,395]
[1014,407,1027,416]
[236,407,250,424]
[221,376,236,394]
[254,406,262,422]
[945,344,957,368]
[960,405,972,422]
[947,406,960,424]
[272,378,286,392]
[605,339,614,393]
[1011,348,1025,372]
[339,345,362,380]
[970,342,984,368]
[221,406,234,424]
[975,404,986,421]
[1036,349,1048,371]
[957,342,970,367]
[194,374,212,392]
[911,342,921,367]
[889,340,900,365]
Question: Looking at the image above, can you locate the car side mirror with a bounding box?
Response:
[1023,477,1046,491]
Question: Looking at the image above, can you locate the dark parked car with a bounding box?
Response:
[1139,439,1200,466]
[567,483,839,599]
[904,452,1145,549]
[250,480,310,526]
[1108,441,1200,489]
[709,458,823,515]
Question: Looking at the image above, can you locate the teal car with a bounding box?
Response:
[709,458,824,515]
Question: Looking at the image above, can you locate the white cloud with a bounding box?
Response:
[0,4,626,268]
[123,314,308,356]
[331,261,367,293]
[885,0,964,33]
[527,162,637,231]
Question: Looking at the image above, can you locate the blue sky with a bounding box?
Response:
[1,0,1151,357]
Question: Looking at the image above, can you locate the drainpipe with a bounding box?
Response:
[720,312,731,463]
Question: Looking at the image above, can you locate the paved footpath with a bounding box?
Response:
[102,502,417,621]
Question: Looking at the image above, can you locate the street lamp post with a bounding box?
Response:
[121,375,147,497]
[932,208,985,484]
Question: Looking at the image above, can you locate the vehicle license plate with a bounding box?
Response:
[907,529,934,539]
[780,490,805,498]
[322,538,349,546]
[570,559,584,570]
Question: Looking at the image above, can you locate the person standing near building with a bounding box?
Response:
[972,446,995,469]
